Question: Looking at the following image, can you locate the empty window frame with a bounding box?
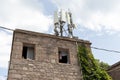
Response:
[22,44,35,60]
[58,48,70,64]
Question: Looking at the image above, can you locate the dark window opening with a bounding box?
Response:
[22,46,27,59]
[58,48,69,64]
[22,44,34,60]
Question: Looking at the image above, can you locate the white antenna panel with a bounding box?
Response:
[54,11,59,24]
[60,10,66,22]
[66,12,71,24]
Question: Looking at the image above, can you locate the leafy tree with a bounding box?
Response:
[95,59,110,70]
[77,44,112,80]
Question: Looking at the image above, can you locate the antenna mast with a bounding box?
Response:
[54,9,76,38]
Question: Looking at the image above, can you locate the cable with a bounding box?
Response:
[1,25,120,54]
[0,26,14,31]
[91,46,120,53]
[75,25,120,53]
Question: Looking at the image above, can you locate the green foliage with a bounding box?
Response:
[95,59,110,70]
[77,44,112,80]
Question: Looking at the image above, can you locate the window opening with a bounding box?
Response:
[58,48,69,64]
[22,44,34,60]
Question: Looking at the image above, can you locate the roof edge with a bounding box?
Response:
[108,61,120,71]
[14,29,91,44]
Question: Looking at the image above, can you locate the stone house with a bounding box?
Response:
[108,61,120,80]
[7,29,91,80]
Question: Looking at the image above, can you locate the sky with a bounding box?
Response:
[0,0,120,79]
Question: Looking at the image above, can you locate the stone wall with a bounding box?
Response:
[7,29,91,80]
[108,61,120,80]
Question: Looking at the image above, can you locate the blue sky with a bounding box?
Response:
[0,0,120,79]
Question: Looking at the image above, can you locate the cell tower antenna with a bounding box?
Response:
[53,9,76,38]
[67,10,75,38]
[59,9,66,36]
[54,11,59,36]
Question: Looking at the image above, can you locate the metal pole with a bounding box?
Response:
[60,22,63,37]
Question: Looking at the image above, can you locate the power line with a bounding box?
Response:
[76,25,120,53]
[91,46,120,53]
[0,26,14,31]
[1,25,120,54]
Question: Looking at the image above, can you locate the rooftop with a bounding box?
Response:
[108,61,120,70]
[14,29,91,44]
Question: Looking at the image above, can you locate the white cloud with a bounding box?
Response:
[0,76,6,80]
[0,0,53,73]
[0,0,52,32]
[51,0,120,32]
[1,0,120,74]
[0,31,12,68]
